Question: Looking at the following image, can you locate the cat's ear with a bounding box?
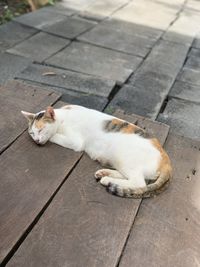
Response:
[21,111,35,122]
[44,106,55,120]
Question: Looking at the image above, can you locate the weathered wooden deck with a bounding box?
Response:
[0,81,200,267]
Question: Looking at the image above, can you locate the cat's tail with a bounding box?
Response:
[107,166,172,198]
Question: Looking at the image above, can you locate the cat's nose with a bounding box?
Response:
[35,139,40,144]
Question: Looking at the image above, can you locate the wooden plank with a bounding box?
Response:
[0,80,61,153]
[0,100,83,264]
[6,114,169,267]
[118,134,200,267]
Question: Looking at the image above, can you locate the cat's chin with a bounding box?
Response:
[35,140,47,146]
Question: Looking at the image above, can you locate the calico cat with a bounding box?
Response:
[21,105,172,198]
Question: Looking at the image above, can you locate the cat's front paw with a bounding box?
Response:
[94,169,110,182]
[99,176,112,186]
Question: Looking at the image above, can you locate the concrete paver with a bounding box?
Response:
[0,21,37,52]
[17,63,115,98]
[14,7,70,29]
[158,98,200,139]
[46,42,142,83]
[78,23,154,57]
[42,16,96,39]
[61,90,108,110]
[193,33,200,49]
[112,0,180,30]
[0,52,30,85]
[162,15,199,45]
[100,19,163,40]
[185,48,200,70]
[81,0,130,19]
[169,80,200,103]
[7,32,70,61]
[105,39,190,119]
[177,67,200,85]
[106,83,165,118]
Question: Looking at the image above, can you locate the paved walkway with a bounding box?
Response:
[0,1,200,266]
[0,0,200,139]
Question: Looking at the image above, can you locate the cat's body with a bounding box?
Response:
[22,105,172,198]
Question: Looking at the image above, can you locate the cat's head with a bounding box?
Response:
[21,106,57,145]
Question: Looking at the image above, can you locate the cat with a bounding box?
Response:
[21,105,172,198]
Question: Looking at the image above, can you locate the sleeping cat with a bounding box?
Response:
[21,105,172,198]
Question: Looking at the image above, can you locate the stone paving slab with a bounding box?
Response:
[20,79,108,111]
[112,40,190,118]
[0,53,30,85]
[177,67,200,85]
[100,19,163,40]
[55,0,91,12]
[158,98,200,140]
[0,21,37,52]
[78,23,154,57]
[192,33,200,49]
[106,84,165,118]
[112,0,178,30]
[42,16,96,39]
[186,0,200,12]
[17,63,115,98]
[162,15,198,45]
[81,0,130,19]
[61,90,108,110]
[185,48,200,70]
[129,41,189,85]
[42,5,75,16]
[14,8,70,29]
[46,41,142,83]
[7,32,70,62]
[169,80,200,103]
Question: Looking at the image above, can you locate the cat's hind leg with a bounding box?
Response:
[100,172,147,198]
[95,169,126,181]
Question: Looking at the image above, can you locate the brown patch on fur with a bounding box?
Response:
[104,118,145,136]
[151,138,172,179]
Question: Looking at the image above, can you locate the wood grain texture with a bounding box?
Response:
[119,134,200,267]
[0,132,82,264]
[6,113,169,267]
[0,80,61,153]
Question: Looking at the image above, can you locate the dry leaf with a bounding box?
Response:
[42,71,56,76]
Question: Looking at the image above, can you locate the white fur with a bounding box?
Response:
[24,105,161,191]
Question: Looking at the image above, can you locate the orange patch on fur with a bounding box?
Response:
[112,118,124,125]
[111,119,144,134]
[34,119,45,129]
[105,118,145,135]
[121,124,136,133]
[151,138,172,176]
